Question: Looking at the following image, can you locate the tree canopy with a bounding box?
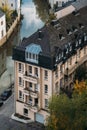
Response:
[46,81,87,130]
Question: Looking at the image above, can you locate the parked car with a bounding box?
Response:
[0,100,3,107]
[1,89,12,101]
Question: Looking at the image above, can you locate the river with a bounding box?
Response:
[0,0,49,94]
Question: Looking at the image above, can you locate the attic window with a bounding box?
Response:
[59,34,65,40]
[67,29,72,35]
[72,10,80,16]
[79,39,81,44]
[56,56,58,62]
[79,23,84,29]
[84,33,87,41]
[50,19,59,27]
[72,26,78,32]
[59,54,61,60]
[76,41,78,47]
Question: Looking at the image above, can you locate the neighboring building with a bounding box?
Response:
[0,0,20,16]
[13,6,87,124]
[48,0,76,9]
[0,10,6,41]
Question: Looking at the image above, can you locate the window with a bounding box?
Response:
[1,21,3,25]
[24,108,28,116]
[60,78,63,88]
[76,41,78,47]
[1,30,4,37]
[19,63,22,72]
[45,99,48,108]
[44,85,48,94]
[55,69,58,78]
[55,82,58,93]
[2,3,4,6]
[79,39,81,44]
[29,82,32,90]
[19,90,22,99]
[60,65,63,74]
[35,84,38,91]
[35,98,38,106]
[35,67,38,76]
[19,63,24,73]
[70,46,72,51]
[25,44,42,64]
[29,96,32,105]
[19,77,22,86]
[29,66,32,74]
[26,52,28,58]
[11,3,13,7]
[44,70,48,80]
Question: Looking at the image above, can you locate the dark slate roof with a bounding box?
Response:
[16,6,87,57]
[0,10,4,17]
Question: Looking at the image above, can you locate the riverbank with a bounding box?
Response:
[0,15,20,46]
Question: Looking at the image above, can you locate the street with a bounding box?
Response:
[0,94,45,130]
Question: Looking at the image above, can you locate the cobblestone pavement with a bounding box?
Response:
[0,94,45,130]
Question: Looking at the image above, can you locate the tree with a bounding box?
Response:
[74,66,87,81]
[74,80,87,95]
[1,4,13,23]
[46,91,87,130]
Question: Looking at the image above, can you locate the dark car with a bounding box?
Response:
[1,89,12,101]
[0,100,3,107]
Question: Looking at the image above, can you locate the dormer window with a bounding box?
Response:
[79,23,84,29]
[67,29,72,35]
[72,10,80,16]
[59,54,61,60]
[70,46,72,51]
[56,56,58,62]
[59,34,65,40]
[66,48,68,54]
[76,41,78,47]
[72,26,78,32]
[79,39,81,44]
[62,52,63,57]
[25,43,42,64]
[84,33,87,41]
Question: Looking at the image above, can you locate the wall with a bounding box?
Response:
[0,15,20,46]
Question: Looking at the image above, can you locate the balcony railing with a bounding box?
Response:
[64,54,87,76]
[23,73,38,84]
[23,88,39,98]
[24,102,39,112]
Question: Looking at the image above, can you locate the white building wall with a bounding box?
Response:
[0,0,20,14]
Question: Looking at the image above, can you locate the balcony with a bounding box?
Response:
[23,74,38,84]
[30,105,39,113]
[23,88,29,96]
[24,102,39,112]
[64,55,87,76]
[23,88,39,98]
[30,91,39,98]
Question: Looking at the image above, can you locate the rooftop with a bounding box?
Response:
[17,6,87,57]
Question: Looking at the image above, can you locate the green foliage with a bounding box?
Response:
[1,5,13,22]
[74,66,87,81]
[46,92,87,130]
